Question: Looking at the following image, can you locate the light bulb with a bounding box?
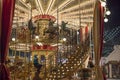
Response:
[104,18,108,22]
[63,38,66,41]
[35,35,39,39]
[101,1,106,7]
[77,31,79,35]
[106,10,111,15]
[12,38,15,41]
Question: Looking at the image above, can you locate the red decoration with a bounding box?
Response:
[85,26,88,39]
[32,45,57,51]
[33,14,56,22]
[0,0,15,80]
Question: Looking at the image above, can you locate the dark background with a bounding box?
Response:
[105,0,120,30]
[103,0,120,56]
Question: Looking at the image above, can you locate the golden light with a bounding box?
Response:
[35,35,39,39]
[63,38,67,42]
[35,0,41,14]
[106,10,111,15]
[58,0,94,14]
[50,0,74,15]
[101,1,106,7]
[104,18,108,22]
[46,0,56,14]
[37,0,44,14]
[12,38,16,41]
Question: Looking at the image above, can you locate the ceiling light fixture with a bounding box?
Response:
[63,38,67,41]
[61,0,94,13]
[62,8,93,16]
[37,42,43,46]
[101,1,106,7]
[12,38,16,41]
[104,18,108,22]
[15,4,29,13]
[35,0,41,14]
[106,10,111,15]
[50,0,74,15]
[45,0,56,14]
[35,35,39,39]
[37,0,44,14]
[20,0,30,9]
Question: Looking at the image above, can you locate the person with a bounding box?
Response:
[88,58,94,68]
[33,55,42,72]
[33,71,42,80]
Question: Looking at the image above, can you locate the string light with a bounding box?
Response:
[101,0,111,22]
[63,38,67,41]
[106,10,111,15]
[77,31,79,35]
[101,1,106,7]
[35,35,39,39]
[12,38,16,41]
[104,18,108,22]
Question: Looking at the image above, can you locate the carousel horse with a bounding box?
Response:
[44,19,59,39]
[61,21,70,35]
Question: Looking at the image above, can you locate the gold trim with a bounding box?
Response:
[93,1,104,80]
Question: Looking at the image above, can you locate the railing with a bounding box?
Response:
[45,44,90,80]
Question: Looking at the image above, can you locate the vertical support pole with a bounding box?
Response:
[109,64,112,78]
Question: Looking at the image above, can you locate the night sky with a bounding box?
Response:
[105,0,120,30]
[103,0,120,56]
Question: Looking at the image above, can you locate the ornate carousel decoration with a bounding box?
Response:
[6,0,106,80]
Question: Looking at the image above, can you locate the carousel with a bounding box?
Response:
[0,0,106,80]
[8,14,78,79]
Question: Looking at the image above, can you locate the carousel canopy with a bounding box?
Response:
[13,0,95,30]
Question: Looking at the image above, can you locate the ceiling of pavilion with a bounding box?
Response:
[12,0,120,57]
[11,0,95,54]
[13,0,95,29]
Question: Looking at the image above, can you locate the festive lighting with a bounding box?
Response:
[35,35,39,39]
[37,42,43,46]
[13,56,15,58]
[15,4,29,13]
[59,0,94,14]
[106,10,111,15]
[12,38,16,41]
[77,31,79,35]
[35,0,41,14]
[46,0,56,14]
[37,0,44,14]
[30,58,32,61]
[62,8,93,16]
[101,1,106,7]
[103,40,106,43]
[20,0,30,9]
[50,0,74,14]
[104,18,108,22]
[63,38,67,41]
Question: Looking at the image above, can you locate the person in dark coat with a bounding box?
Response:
[33,55,42,72]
